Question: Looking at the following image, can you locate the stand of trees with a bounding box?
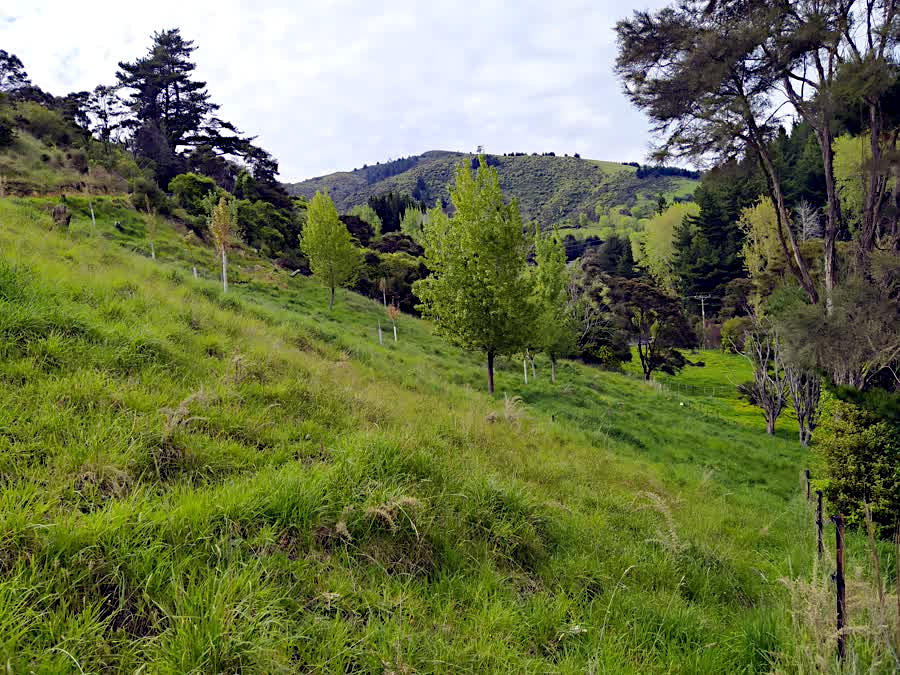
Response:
[616,0,899,534]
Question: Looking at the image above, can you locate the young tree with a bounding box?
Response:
[300,191,363,310]
[602,276,696,380]
[400,206,425,241]
[785,366,821,446]
[793,200,822,242]
[209,195,236,293]
[414,158,534,393]
[387,303,400,342]
[740,316,788,435]
[533,225,575,382]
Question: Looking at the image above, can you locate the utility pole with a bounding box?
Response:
[690,294,712,349]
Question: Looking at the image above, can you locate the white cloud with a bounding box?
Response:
[1,0,669,180]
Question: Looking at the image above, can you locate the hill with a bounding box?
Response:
[3,194,893,672]
[285,151,699,228]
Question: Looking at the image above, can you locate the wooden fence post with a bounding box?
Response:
[833,513,846,662]
[377,321,383,345]
[805,469,811,500]
[816,490,824,558]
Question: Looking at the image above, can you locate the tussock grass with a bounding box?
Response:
[0,195,895,671]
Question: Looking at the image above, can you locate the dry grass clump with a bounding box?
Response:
[486,394,526,427]
[635,491,684,555]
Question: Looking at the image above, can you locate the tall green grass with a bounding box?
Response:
[0,196,894,672]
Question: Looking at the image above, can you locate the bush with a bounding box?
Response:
[721,317,752,353]
[68,149,88,174]
[168,172,219,216]
[16,102,72,146]
[817,397,899,538]
[0,117,14,148]
[130,176,171,215]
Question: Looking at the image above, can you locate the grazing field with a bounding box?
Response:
[0,196,892,672]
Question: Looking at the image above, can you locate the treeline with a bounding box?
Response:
[621,162,701,180]
[355,155,420,184]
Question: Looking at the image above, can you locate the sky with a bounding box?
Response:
[1,0,669,182]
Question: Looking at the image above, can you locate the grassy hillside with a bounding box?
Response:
[0,102,141,196]
[0,196,894,672]
[285,151,699,229]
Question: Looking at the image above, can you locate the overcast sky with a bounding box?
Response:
[1,0,668,181]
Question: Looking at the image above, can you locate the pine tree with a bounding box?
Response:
[414,158,534,393]
[300,191,363,310]
[116,28,250,184]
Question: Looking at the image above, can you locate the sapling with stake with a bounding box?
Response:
[387,303,400,342]
[209,195,236,293]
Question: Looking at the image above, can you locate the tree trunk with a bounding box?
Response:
[551,355,557,383]
[766,416,775,435]
[817,125,840,316]
[487,351,495,394]
[756,142,819,304]
[523,358,528,384]
[392,322,397,342]
[329,286,335,310]
[150,241,156,260]
[221,250,228,293]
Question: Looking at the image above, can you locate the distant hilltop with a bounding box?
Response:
[285,150,699,226]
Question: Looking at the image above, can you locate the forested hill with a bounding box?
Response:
[285,151,700,225]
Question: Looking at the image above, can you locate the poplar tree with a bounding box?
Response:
[414,157,534,393]
[533,226,574,383]
[300,191,362,310]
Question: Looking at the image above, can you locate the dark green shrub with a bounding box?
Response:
[0,117,13,147]
[68,149,88,174]
[817,398,899,538]
[168,172,219,216]
[721,317,752,353]
[130,176,171,215]
[16,101,72,146]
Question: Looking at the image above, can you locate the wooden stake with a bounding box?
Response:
[89,201,96,235]
[805,469,811,500]
[377,320,383,345]
[833,513,846,662]
[193,266,198,279]
[523,358,528,384]
[816,490,823,558]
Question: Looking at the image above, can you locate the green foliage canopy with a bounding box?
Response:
[414,158,534,392]
[300,191,363,309]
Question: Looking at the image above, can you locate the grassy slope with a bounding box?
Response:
[0,196,890,672]
[285,151,699,228]
[0,131,131,196]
